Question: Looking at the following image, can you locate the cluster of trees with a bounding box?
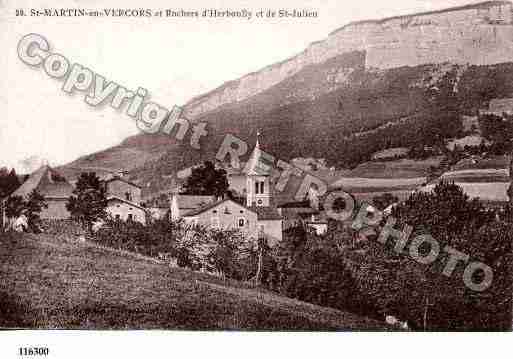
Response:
[251,181,511,330]
[371,181,512,330]
[473,113,513,156]
[263,224,378,318]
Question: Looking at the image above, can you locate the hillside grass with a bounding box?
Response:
[0,232,387,331]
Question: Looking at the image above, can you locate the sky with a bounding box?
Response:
[0,0,481,173]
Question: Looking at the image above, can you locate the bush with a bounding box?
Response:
[93,218,256,280]
[268,223,377,318]
[356,180,513,330]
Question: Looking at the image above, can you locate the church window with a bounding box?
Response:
[238,218,245,227]
[255,181,265,194]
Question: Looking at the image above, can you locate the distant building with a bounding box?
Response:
[103,176,142,204]
[279,201,329,235]
[480,98,513,116]
[11,165,73,219]
[102,176,147,224]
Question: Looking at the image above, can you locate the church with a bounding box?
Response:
[180,136,284,246]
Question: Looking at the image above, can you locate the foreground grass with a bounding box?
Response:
[0,232,387,330]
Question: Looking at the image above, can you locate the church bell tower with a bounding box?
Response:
[245,132,271,207]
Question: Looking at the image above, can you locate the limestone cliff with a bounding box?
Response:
[183,1,513,119]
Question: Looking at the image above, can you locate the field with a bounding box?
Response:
[0,232,386,330]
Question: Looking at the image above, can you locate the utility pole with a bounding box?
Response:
[1,198,5,231]
[254,234,266,286]
[423,296,431,331]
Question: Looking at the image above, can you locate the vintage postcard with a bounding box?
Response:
[1,0,512,357]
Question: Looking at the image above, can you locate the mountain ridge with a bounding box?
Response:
[183,0,513,119]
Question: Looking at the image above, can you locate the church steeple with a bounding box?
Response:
[245,130,271,207]
[255,130,260,150]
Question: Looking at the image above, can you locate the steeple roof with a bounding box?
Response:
[243,131,271,176]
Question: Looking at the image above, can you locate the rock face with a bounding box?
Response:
[184,1,513,119]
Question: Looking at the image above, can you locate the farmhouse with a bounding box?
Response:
[11,165,73,219]
[279,202,329,235]
[102,175,147,224]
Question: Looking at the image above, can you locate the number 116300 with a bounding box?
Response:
[19,347,49,356]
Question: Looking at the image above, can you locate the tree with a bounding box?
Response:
[391,180,495,240]
[354,180,511,330]
[182,161,229,198]
[5,195,25,219]
[66,172,108,232]
[0,168,21,198]
[25,190,47,232]
[269,223,370,316]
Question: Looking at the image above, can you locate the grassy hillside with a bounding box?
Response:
[56,134,176,181]
[0,232,386,330]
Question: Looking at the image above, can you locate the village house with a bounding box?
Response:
[169,194,216,220]
[279,202,329,235]
[11,165,74,220]
[144,191,216,221]
[102,175,147,224]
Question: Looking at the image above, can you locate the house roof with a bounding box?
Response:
[184,198,283,220]
[249,205,283,220]
[103,176,141,189]
[176,195,216,210]
[183,198,248,217]
[107,196,147,211]
[280,207,319,220]
[11,165,73,199]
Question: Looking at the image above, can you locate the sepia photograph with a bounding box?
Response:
[1,0,512,357]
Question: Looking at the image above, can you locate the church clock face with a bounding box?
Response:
[257,199,263,205]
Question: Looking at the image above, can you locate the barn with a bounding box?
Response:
[11,165,73,219]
